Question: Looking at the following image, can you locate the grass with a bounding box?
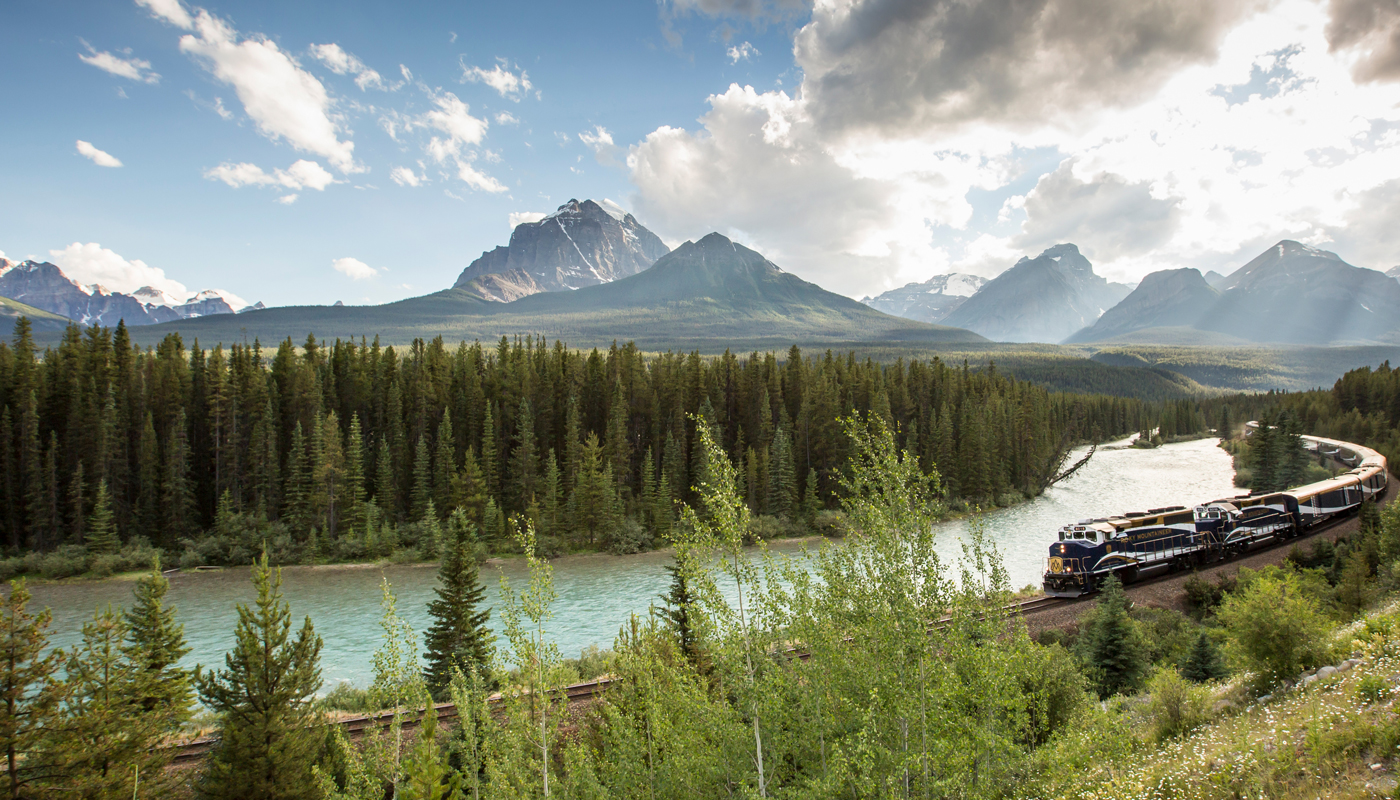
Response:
[1028,602,1400,800]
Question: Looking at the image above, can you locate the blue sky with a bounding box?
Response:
[3,0,1399,308]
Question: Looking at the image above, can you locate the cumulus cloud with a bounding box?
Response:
[417,91,489,161]
[79,42,160,83]
[455,161,507,193]
[509,211,547,229]
[135,0,194,29]
[1015,161,1182,261]
[332,257,377,280]
[390,166,423,187]
[172,6,359,172]
[795,0,1258,137]
[204,159,336,191]
[49,242,189,298]
[1327,0,1400,82]
[495,111,519,125]
[626,0,1400,296]
[309,43,386,90]
[726,41,760,63]
[461,60,532,100]
[76,140,123,167]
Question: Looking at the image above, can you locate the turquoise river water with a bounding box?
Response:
[25,436,1236,689]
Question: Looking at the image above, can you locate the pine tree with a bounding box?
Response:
[433,410,456,519]
[124,561,194,726]
[767,426,796,520]
[56,605,169,798]
[451,447,487,525]
[163,409,196,544]
[480,404,498,502]
[135,412,161,537]
[510,400,539,509]
[1181,630,1226,683]
[540,450,562,541]
[411,435,433,522]
[0,579,65,800]
[1077,576,1148,698]
[344,414,367,536]
[422,510,494,700]
[657,561,699,666]
[85,480,119,556]
[284,422,310,534]
[376,436,399,520]
[802,467,820,524]
[196,552,324,800]
[68,460,86,544]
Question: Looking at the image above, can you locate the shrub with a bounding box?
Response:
[1233,467,1253,488]
[604,518,651,555]
[1145,668,1211,741]
[811,510,848,537]
[1182,574,1231,617]
[1218,568,1332,686]
[1356,674,1390,704]
[316,682,374,713]
[1016,642,1090,746]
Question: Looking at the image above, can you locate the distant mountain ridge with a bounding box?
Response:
[453,199,670,301]
[860,273,987,323]
[940,244,1133,343]
[110,232,987,348]
[1070,241,1400,345]
[1065,268,1220,343]
[0,258,249,327]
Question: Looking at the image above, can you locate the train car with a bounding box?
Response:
[1044,424,1388,597]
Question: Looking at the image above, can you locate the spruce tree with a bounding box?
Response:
[480,404,498,502]
[196,552,324,800]
[1181,630,1226,683]
[1076,576,1148,698]
[68,460,85,544]
[0,579,65,800]
[658,561,699,665]
[411,436,433,522]
[163,409,196,544]
[422,510,494,700]
[451,447,487,525]
[510,400,539,508]
[343,414,367,536]
[433,410,456,519]
[124,560,194,726]
[802,467,820,524]
[56,606,169,797]
[376,436,399,520]
[85,480,119,556]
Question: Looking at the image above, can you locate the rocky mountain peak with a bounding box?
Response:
[453,198,670,301]
[0,259,246,326]
[860,271,988,324]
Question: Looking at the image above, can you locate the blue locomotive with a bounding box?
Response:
[1042,428,1388,597]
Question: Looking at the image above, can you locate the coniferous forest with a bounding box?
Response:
[0,318,1152,572]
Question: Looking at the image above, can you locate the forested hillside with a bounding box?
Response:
[0,318,1152,566]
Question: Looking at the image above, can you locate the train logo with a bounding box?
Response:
[1042,426,1389,598]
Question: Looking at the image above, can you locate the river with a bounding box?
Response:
[26,436,1236,689]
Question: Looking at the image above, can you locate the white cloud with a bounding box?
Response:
[390,166,423,186]
[49,242,190,298]
[278,193,298,204]
[135,0,194,29]
[204,159,336,191]
[332,257,377,280]
[462,60,533,100]
[309,43,385,91]
[626,0,1400,297]
[579,125,620,165]
[495,111,519,125]
[79,42,160,83]
[416,91,488,161]
[174,8,359,172]
[76,140,123,167]
[455,161,507,193]
[726,41,760,63]
[509,211,547,229]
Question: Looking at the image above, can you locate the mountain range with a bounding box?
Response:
[453,199,670,302]
[937,244,1133,343]
[107,231,983,349]
[0,258,250,327]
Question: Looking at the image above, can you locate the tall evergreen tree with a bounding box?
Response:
[1181,630,1227,683]
[411,435,433,522]
[422,510,494,700]
[433,410,456,519]
[480,404,499,503]
[343,413,367,536]
[0,580,65,800]
[85,480,118,556]
[196,552,324,800]
[124,561,194,726]
[375,436,399,520]
[163,409,196,543]
[657,561,699,665]
[511,400,539,508]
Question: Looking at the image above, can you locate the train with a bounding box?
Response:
[1041,424,1389,598]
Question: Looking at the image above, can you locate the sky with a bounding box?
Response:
[1,0,1398,307]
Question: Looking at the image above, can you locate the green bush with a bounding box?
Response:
[1145,668,1211,741]
[1356,674,1390,704]
[316,682,374,713]
[604,518,652,555]
[1233,466,1253,488]
[1016,642,1090,747]
[811,510,848,537]
[1219,568,1332,686]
